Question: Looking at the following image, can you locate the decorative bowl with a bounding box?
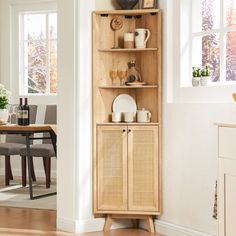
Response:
[116,0,139,9]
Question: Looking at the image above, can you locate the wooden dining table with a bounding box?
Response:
[0,124,57,200]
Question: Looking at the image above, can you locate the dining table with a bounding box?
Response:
[0,124,57,200]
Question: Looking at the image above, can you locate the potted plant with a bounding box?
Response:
[0,84,10,123]
[192,67,201,87]
[200,65,211,86]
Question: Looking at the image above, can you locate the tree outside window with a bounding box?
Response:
[191,0,236,83]
[20,12,57,95]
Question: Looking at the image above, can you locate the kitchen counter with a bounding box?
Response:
[215,122,236,128]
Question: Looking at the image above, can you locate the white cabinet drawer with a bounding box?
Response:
[219,127,236,159]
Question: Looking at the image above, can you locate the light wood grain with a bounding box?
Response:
[103,214,156,233]
[215,122,236,128]
[0,207,164,236]
[98,85,158,89]
[93,9,163,231]
[128,126,159,212]
[0,124,54,132]
[96,122,160,126]
[78,229,164,236]
[94,9,160,16]
[97,126,128,211]
[99,48,158,52]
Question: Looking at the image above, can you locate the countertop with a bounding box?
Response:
[215,122,236,128]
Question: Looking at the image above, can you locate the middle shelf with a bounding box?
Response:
[98,85,158,89]
[98,48,158,52]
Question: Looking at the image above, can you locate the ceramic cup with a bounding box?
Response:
[137,109,151,123]
[135,28,151,48]
[112,112,122,122]
[124,32,134,48]
[123,112,135,123]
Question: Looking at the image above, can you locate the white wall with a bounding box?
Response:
[95,0,118,10]
[158,0,234,235]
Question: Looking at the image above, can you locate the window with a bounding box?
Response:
[191,0,236,84]
[19,11,57,95]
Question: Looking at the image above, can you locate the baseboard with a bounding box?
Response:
[75,217,133,233]
[57,217,75,233]
[155,220,215,236]
[59,217,215,235]
[0,168,57,178]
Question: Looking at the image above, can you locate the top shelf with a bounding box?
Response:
[99,48,158,52]
[93,9,161,16]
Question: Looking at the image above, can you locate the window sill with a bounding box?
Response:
[172,84,236,103]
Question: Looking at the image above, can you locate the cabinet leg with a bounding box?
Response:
[103,215,113,232]
[146,216,155,233]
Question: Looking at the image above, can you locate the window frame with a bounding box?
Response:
[19,10,57,96]
[189,0,236,86]
[10,1,57,104]
[164,0,236,103]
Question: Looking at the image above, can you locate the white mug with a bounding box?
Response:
[123,112,135,123]
[124,32,134,48]
[137,109,151,123]
[112,112,122,123]
[135,28,151,49]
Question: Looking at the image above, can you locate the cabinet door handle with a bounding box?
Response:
[128,129,131,132]
[123,129,126,132]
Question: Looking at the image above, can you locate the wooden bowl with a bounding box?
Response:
[233,93,236,101]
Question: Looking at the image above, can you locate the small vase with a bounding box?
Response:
[116,0,139,9]
[192,77,200,87]
[0,109,9,124]
[200,76,210,86]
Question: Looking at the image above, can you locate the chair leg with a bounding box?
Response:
[43,157,51,188]
[9,159,13,180]
[21,156,27,187]
[29,157,36,182]
[5,155,12,186]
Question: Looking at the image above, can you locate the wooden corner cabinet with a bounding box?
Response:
[92,9,162,233]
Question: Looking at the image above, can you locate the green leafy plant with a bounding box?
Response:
[0,84,10,109]
[192,67,201,77]
[201,65,211,77]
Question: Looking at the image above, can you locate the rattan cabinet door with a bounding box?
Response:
[97,126,128,211]
[128,126,159,212]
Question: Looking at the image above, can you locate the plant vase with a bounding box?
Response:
[192,77,200,87]
[200,76,210,86]
[0,109,9,124]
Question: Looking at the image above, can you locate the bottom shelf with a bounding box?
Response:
[96,122,160,126]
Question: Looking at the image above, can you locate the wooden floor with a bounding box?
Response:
[0,207,163,236]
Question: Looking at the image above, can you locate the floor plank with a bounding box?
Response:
[0,207,163,236]
[78,229,163,236]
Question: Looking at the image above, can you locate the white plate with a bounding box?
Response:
[112,94,137,113]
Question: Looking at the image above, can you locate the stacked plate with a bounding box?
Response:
[112,94,137,113]
[112,94,137,123]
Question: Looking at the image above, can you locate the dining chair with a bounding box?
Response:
[20,105,57,188]
[0,105,37,186]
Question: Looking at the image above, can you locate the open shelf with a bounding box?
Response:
[94,9,160,16]
[99,48,158,52]
[99,85,158,89]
